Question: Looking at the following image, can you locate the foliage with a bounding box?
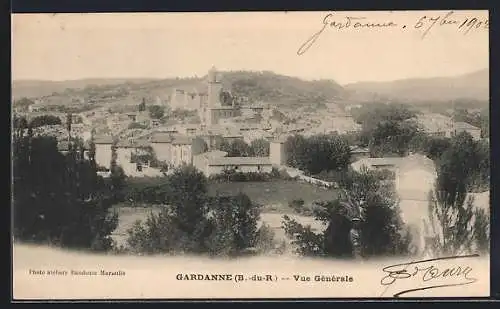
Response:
[254,223,278,254]
[452,107,489,138]
[284,134,351,175]
[14,97,35,111]
[170,108,198,120]
[126,166,265,256]
[148,105,165,119]
[28,115,62,128]
[209,170,277,182]
[220,139,253,157]
[128,122,148,130]
[225,70,343,106]
[205,193,261,256]
[436,132,480,193]
[288,199,313,216]
[191,137,209,156]
[109,142,127,202]
[351,103,419,155]
[250,138,270,157]
[12,131,119,251]
[426,188,490,256]
[138,98,146,112]
[369,119,420,157]
[409,133,452,161]
[424,131,490,256]
[282,168,412,259]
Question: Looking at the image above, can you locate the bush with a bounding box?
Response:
[126,166,263,257]
[29,115,62,128]
[254,223,277,254]
[13,134,119,251]
[282,168,412,259]
[288,199,313,215]
[128,122,148,130]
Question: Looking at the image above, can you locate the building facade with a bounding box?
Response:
[269,136,288,166]
[452,122,482,140]
[94,136,114,169]
[150,133,194,168]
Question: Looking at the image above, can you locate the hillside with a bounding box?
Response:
[344,69,489,103]
[12,78,160,99]
[12,71,347,108]
[221,71,345,106]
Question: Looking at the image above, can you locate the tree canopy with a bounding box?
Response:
[13,131,119,251]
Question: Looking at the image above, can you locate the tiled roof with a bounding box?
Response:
[93,136,114,144]
[172,135,193,145]
[207,156,272,166]
[150,133,174,143]
[116,139,150,148]
[454,122,480,130]
[195,150,228,160]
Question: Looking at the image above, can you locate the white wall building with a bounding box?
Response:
[94,136,114,169]
[150,133,193,168]
[351,154,438,254]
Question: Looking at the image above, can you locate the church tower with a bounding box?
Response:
[207,66,223,108]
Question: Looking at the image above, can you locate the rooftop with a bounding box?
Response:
[207,156,272,166]
[352,154,436,173]
[93,136,114,144]
[150,133,193,145]
[454,122,480,130]
[116,139,150,148]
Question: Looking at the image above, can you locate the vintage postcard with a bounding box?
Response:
[11,10,490,300]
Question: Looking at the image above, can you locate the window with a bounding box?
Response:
[136,163,143,172]
[257,165,262,171]
[234,166,239,170]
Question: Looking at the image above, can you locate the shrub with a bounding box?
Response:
[128,122,148,130]
[125,166,263,257]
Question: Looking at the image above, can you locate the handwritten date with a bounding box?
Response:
[297,11,488,55]
[415,11,489,38]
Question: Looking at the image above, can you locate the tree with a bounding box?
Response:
[126,166,266,256]
[305,134,351,175]
[409,133,451,161]
[423,131,490,256]
[225,139,253,157]
[284,134,309,170]
[352,103,419,156]
[369,119,419,157]
[250,138,270,157]
[138,98,146,112]
[283,168,412,259]
[148,105,165,119]
[28,115,62,128]
[437,132,480,193]
[109,140,126,202]
[425,182,490,257]
[284,134,351,175]
[14,97,35,111]
[205,193,261,256]
[12,129,119,251]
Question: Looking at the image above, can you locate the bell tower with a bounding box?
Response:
[207,66,223,108]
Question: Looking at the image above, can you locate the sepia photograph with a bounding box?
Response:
[11,10,490,300]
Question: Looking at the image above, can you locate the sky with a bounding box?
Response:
[11,11,489,85]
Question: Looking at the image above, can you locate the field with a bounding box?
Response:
[111,180,334,248]
[208,180,337,211]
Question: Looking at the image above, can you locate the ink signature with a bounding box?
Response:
[380,254,479,297]
[297,11,489,56]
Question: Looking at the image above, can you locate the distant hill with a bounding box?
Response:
[12,78,160,99]
[12,71,347,108]
[343,69,489,103]
[221,71,345,106]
